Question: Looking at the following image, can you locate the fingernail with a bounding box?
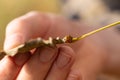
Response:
[56,48,71,68]
[4,34,24,51]
[39,47,57,63]
[12,52,31,66]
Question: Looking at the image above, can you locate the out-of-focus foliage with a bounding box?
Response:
[0,0,60,50]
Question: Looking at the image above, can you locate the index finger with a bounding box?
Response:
[4,11,83,51]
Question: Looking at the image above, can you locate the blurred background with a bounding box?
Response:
[0,0,60,50]
[0,0,120,50]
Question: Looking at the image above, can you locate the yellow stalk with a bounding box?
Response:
[73,21,120,41]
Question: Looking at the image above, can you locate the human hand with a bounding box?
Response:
[1,11,107,80]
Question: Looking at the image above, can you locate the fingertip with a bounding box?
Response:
[57,46,75,68]
[4,33,24,51]
[4,17,29,51]
[59,46,75,58]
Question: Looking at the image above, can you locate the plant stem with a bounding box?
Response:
[72,21,120,42]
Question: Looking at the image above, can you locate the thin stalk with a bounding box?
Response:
[72,21,120,42]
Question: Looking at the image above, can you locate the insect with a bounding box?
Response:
[0,21,120,60]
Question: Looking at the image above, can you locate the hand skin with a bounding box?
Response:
[0,11,120,80]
